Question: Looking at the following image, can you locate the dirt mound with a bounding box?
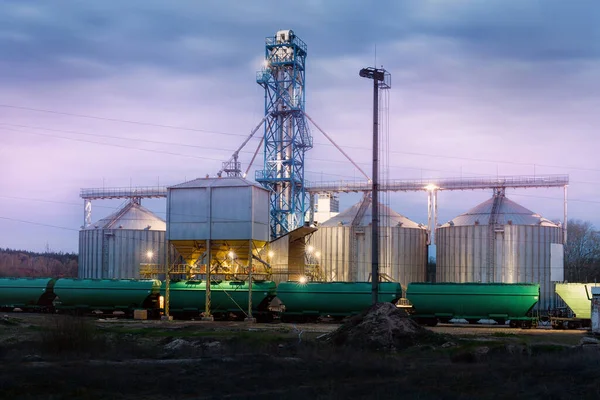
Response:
[322,302,442,351]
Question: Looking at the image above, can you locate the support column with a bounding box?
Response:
[204,239,213,321]
[371,77,380,305]
[564,185,568,244]
[84,200,92,227]
[433,190,438,245]
[163,243,172,320]
[427,191,432,245]
[245,240,256,322]
[309,193,315,225]
[359,66,390,305]
[203,185,214,321]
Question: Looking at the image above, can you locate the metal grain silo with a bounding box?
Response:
[307,196,428,287]
[78,201,166,279]
[436,192,564,310]
[166,177,270,277]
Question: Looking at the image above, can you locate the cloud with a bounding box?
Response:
[0,0,599,251]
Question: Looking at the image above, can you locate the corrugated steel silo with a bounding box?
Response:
[307,196,428,287]
[78,201,166,279]
[167,177,270,274]
[436,193,564,310]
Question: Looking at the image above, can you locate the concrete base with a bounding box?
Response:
[161,315,174,321]
[244,317,257,323]
[201,316,215,322]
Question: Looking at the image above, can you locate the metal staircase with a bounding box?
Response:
[487,188,505,282]
[349,194,371,281]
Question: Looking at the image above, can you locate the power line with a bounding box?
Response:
[2,103,598,173]
[0,122,253,150]
[6,121,595,183]
[0,216,78,231]
[0,104,248,138]
[3,127,355,179]
[1,122,474,177]
[1,127,226,162]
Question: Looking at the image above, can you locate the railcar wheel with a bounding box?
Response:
[567,321,579,330]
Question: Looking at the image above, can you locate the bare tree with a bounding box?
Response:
[564,219,600,282]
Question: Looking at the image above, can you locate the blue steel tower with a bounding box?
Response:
[256,30,313,239]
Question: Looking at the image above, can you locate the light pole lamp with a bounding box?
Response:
[359,66,391,305]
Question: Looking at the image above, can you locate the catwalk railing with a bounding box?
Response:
[305,175,569,194]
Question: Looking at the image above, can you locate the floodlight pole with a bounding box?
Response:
[359,67,389,305]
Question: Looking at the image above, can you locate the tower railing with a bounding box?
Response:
[265,34,307,53]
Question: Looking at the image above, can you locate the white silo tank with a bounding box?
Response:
[436,193,564,310]
[307,196,428,287]
[78,201,166,279]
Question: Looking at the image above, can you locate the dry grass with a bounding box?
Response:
[38,315,106,355]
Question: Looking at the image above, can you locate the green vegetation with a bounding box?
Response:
[491,331,517,337]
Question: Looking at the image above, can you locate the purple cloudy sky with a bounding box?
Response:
[0,0,598,253]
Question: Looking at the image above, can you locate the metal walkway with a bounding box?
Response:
[79,175,568,200]
[80,186,167,200]
[305,175,569,194]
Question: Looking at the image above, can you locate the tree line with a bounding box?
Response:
[564,219,600,282]
[0,248,78,278]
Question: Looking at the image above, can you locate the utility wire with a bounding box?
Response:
[0,216,78,231]
[6,122,596,182]
[2,104,599,173]
[0,104,246,138]
[2,122,485,177]
[2,127,355,180]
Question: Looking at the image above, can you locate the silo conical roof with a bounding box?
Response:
[321,197,425,229]
[440,196,559,227]
[86,201,166,231]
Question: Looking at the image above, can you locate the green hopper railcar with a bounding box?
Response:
[0,278,56,312]
[53,279,162,317]
[162,280,277,320]
[276,281,403,321]
[406,282,540,328]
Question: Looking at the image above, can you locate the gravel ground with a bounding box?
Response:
[428,323,587,336]
[2,312,590,337]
